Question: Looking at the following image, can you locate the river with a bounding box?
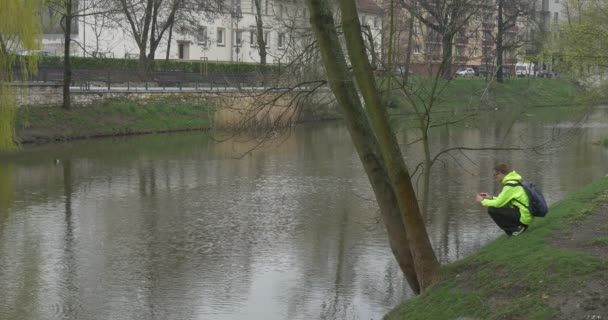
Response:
[1,107,607,320]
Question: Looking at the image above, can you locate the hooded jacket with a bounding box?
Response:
[481,171,532,225]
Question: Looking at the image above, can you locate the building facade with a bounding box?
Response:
[41,0,383,66]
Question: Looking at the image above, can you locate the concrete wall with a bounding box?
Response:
[13,84,340,123]
[14,84,217,107]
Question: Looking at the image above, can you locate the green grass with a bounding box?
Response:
[14,100,212,143]
[385,177,608,320]
[386,77,582,112]
[591,237,608,245]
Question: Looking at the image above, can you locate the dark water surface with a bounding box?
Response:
[1,107,607,320]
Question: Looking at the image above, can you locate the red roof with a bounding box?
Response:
[358,0,383,14]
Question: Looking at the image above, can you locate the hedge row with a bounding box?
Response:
[36,56,279,74]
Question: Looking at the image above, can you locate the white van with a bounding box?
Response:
[515,63,535,77]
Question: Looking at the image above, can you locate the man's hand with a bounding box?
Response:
[476,192,491,203]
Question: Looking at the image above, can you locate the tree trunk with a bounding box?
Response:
[404,11,415,84]
[339,0,440,291]
[254,0,267,65]
[62,0,73,110]
[363,25,378,70]
[386,0,395,92]
[440,32,454,80]
[166,20,174,61]
[496,0,504,83]
[305,0,422,293]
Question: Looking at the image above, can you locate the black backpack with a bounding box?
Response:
[505,181,549,217]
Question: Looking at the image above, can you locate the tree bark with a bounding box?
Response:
[496,0,504,83]
[339,0,440,291]
[403,11,415,83]
[166,20,174,61]
[62,0,73,110]
[305,0,422,293]
[254,0,267,65]
[440,32,454,80]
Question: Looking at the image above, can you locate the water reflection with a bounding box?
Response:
[0,107,607,320]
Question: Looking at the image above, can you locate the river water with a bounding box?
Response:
[1,107,607,320]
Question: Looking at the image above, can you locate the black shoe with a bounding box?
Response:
[512,224,528,236]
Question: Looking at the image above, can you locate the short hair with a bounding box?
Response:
[494,163,511,174]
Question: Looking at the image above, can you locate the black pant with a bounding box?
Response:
[487,206,525,235]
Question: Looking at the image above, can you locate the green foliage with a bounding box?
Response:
[549,0,608,89]
[35,56,279,74]
[386,177,608,319]
[0,0,43,151]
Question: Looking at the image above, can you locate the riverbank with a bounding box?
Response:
[11,78,583,145]
[15,101,212,144]
[386,177,608,320]
[389,77,582,111]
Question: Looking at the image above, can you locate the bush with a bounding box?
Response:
[36,56,278,74]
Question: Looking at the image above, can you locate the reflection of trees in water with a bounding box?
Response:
[0,164,15,226]
[60,159,83,318]
[0,168,43,319]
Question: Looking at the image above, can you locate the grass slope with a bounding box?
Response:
[388,77,581,112]
[386,177,608,320]
[15,101,212,143]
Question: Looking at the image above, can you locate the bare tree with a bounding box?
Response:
[112,0,223,71]
[253,0,267,64]
[494,0,536,82]
[400,0,484,79]
[45,0,115,110]
[304,0,441,292]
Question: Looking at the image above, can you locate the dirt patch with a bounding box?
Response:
[547,205,608,261]
[545,204,608,319]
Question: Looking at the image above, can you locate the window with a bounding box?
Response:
[472,47,478,56]
[264,31,270,47]
[553,12,559,23]
[264,0,268,14]
[413,43,421,54]
[197,26,207,46]
[178,42,189,60]
[456,46,465,57]
[278,4,284,18]
[361,15,367,26]
[217,28,225,46]
[233,30,243,46]
[278,33,285,48]
[374,17,379,28]
[414,24,422,35]
[250,29,257,47]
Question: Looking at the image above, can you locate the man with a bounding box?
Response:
[476,163,532,236]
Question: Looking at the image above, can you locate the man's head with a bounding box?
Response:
[493,163,511,181]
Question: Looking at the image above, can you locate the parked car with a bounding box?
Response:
[537,70,552,78]
[455,67,475,77]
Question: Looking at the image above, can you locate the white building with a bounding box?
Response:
[41,0,383,65]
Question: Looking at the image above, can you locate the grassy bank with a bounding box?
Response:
[388,77,582,112]
[15,101,212,144]
[386,177,608,319]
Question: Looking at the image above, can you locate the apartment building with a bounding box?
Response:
[40,0,383,65]
[382,0,537,76]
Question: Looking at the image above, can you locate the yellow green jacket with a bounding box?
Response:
[481,171,533,225]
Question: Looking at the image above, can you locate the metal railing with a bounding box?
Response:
[13,67,278,91]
